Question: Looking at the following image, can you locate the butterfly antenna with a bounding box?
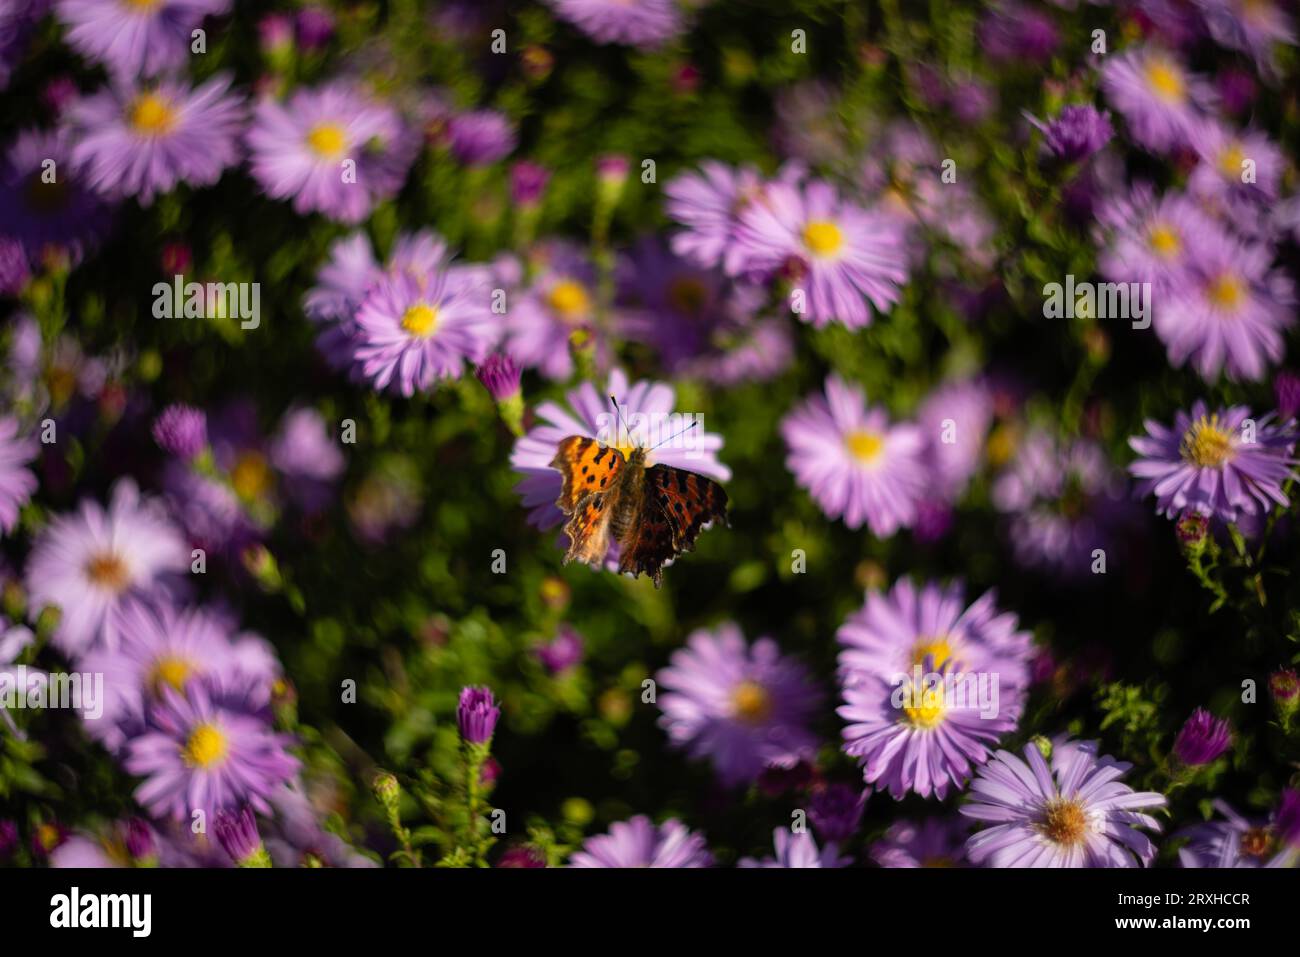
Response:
[609,395,633,446]
[651,420,699,451]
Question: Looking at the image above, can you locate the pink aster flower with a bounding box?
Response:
[781,374,927,536]
[738,828,851,868]
[55,0,231,79]
[545,0,683,48]
[0,415,37,534]
[1101,46,1215,154]
[568,816,712,868]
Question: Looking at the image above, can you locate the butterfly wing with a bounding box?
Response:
[645,464,729,553]
[617,501,677,588]
[550,436,626,514]
[550,436,626,568]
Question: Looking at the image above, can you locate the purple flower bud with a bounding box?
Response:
[1175,510,1209,551]
[596,153,630,184]
[1276,789,1300,849]
[124,818,155,861]
[475,352,521,402]
[152,404,208,460]
[808,782,867,844]
[1270,667,1299,702]
[0,820,17,860]
[509,161,551,206]
[536,624,584,674]
[448,110,516,166]
[496,845,546,868]
[41,76,79,116]
[258,13,295,53]
[0,238,30,296]
[295,7,334,51]
[1027,105,1114,163]
[214,806,264,865]
[1274,371,1300,421]
[457,686,500,744]
[1173,708,1232,766]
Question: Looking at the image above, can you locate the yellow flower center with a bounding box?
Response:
[1144,58,1185,102]
[903,679,946,728]
[400,303,439,338]
[35,823,62,852]
[1148,223,1181,258]
[1040,798,1089,846]
[130,93,177,136]
[802,220,844,257]
[85,552,131,592]
[306,123,348,159]
[1207,273,1245,312]
[845,430,885,465]
[911,636,954,669]
[546,280,591,323]
[149,656,193,695]
[1181,415,1235,468]
[182,723,229,769]
[731,680,772,723]
[1218,143,1247,179]
[231,451,272,500]
[125,0,163,9]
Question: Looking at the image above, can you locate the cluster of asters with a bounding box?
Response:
[1,0,1300,868]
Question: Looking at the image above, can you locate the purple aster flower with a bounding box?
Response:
[161,462,254,555]
[664,162,772,276]
[55,0,231,79]
[475,352,521,402]
[962,738,1168,867]
[655,623,821,787]
[510,368,730,533]
[870,817,971,867]
[991,430,1134,579]
[807,782,867,844]
[979,2,1060,63]
[124,676,299,821]
[1129,402,1297,521]
[1188,122,1284,213]
[502,240,603,381]
[839,661,1021,801]
[546,0,683,48]
[781,374,928,536]
[680,314,794,386]
[1025,104,1114,162]
[80,598,279,751]
[1178,799,1298,867]
[568,816,712,867]
[0,129,113,260]
[264,782,378,868]
[447,110,516,166]
[214,806,269,866]
[837,577,1034,691]
[457,686,500,744]
[303,229,451,373]
[509,161,550,206]
[735,179,909,329]
[246,81,418,223]
[916,377,994,502]
[352,266,497,396]
[152,403,208,460]
[24,479,189,656]
[1095,185,1218,292]
[0,1,47,92]
[738,828,850,868]
[1195,0,1295,71]
[1275,371,1300,421]
[1172,708,1232,766]
[67,74,246,205]
[269,406,344,510]
[0,416,37,534]
[535,624,583,674]
[1101,46,1215,154]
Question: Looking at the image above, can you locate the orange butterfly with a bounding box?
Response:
[549,398,728,587]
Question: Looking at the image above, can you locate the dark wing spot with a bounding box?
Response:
[592,447,608,465]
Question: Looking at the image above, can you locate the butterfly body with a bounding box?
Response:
[549,436,727,587]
